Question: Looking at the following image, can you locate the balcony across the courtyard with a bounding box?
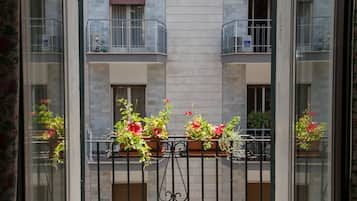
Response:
[86,19,167,63]
[221,19,272,64]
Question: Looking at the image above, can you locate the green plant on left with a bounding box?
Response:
[35,103,65,165]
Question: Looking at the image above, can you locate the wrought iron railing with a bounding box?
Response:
[87,131,272,201]
[30,18,63,53]
[87,19,167,54]
[222,19,272,54]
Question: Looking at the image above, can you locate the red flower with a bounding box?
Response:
[306,122,318,133]
[47,128,56,138]
[164,98,170,103]
[153,128,162,135]
[214,126,224,136]
[127,122,143,135]
[219,124,225,129]
[192,121,201,129]
[308,111,317,116]
[185,111,193,116]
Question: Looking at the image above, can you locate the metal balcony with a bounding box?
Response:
[29,18,63,63]
[86,19,167,63]
[296,16,331,62]
[86,129,272,201]
[221,19,272,64]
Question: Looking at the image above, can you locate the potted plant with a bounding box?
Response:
[247,111,270,129]
[35,100,65,165]
[184,111,241,156]
[295,110,326,157]
[142,98,172,156]
[113,98,171,163]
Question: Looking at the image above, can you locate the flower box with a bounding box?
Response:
[186,138,228,157]
[296,140,321,158]
[119,137,165,157]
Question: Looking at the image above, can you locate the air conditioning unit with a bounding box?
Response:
[235,35,253,52]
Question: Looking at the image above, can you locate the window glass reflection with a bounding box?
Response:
[22,0,65,200]
[294,0,333,200]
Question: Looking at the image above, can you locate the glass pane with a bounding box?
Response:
[22,0,66,199]
[265,87,271,112]
[294,0,333,200]
[112,6,127,48]
[131,86,146,117]
[130,6,144,47]
[113,86,128,123]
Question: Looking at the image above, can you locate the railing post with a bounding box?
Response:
[245,140,248,201]
[186,140,190,201]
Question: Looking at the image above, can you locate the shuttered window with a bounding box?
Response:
[111,5,144,48]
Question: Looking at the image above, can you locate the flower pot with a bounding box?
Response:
[296,140,321,158]
[186,138,227,157]
[119,137,165,157]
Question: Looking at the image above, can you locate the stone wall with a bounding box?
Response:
[166,0,223,134]
[223,64,247,129]
[146,64,166,116]
[88,64,112,139]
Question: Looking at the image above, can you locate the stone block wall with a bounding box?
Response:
[223,64,247,129]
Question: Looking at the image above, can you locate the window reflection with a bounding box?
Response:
[294,0,333,200]
[22,0,65,200]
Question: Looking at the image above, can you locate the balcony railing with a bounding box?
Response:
[30,18,63,53]
[222,19,272,54]
[87,129,272,201]
[87,19,167,54]
[296,16,331,52]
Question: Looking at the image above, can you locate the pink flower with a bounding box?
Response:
[31,112,36,116]
[308,111,317,116]
[306,122,318,133]
[192,121,201,129]
[153,128,162,135]
[164,98,170,103]
[185,111,193,116]
[47,128,56,138]
[127,122,143,135]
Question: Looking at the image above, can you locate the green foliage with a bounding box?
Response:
[219,116,241,153]
[36,104,65,165]
[295,111,326,150]
[143,100,172,139]
[114,99,151,164]
[247,112,271,128]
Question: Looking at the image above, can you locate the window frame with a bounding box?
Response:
[111,84,146,125]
